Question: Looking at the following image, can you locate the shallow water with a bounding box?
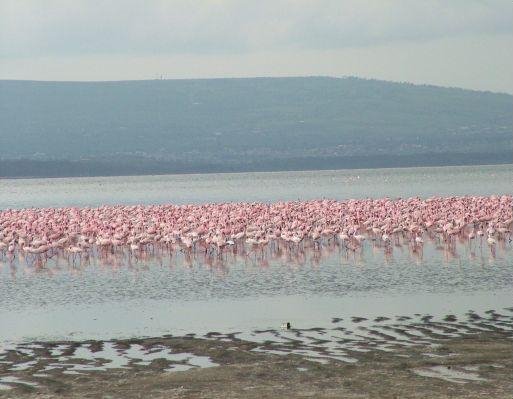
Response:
[0,239,511,343]
[1,164,511,209]
[0,165,512,346]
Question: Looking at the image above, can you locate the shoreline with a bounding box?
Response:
[1,328,512,398]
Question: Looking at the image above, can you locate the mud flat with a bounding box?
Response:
[1,315,512,399]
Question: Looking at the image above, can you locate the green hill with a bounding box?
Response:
[0,77,511,177]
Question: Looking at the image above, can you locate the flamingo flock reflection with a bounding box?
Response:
[0,196,511,268]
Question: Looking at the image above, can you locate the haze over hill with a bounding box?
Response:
[0,77,511,177]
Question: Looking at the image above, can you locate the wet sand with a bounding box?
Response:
[1,311,512,398]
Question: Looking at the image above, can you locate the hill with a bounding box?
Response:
[0,77,511,177]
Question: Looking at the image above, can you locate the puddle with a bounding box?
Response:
[422,352,458,358]
[0,341,219,381]
[413,365,487,384]
[61,343,218,372]
[0,376,39,390]
[0,307,511,392]
[304,357,329,364]
[188,355,218,368]
[165,364,194,372]
[228,308,513,366]
[461,365,479,371]
[50,344,70,357]
[9,360,38,371]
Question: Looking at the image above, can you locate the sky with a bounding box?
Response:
[1,0,512,93]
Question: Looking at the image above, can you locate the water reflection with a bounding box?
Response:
[1,237,511,311]
[1,227,511,352]
[1,232,510,279]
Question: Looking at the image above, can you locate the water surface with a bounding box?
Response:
[1,164,511,209]
[0,165,511,344]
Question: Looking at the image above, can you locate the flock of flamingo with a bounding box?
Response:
[0,195,511,267]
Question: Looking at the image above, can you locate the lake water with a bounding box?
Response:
[1,164,511,209]
[0,164,512,346]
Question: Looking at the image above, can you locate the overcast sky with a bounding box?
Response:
[1,0,511,93]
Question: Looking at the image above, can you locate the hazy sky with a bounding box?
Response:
[1,0,512,93]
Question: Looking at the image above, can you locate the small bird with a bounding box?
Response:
[487,235,496,246]
[281,322,291,330]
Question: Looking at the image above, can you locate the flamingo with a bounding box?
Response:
[0,195,509,268]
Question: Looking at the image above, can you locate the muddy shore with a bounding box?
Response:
[1,322,512,399]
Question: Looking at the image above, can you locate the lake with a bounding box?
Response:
[1,164,511,209]
[0,164,512,346]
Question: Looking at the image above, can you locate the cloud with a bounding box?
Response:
[1,0,511,57]
[1,33,511,94]
[1,1,511,93]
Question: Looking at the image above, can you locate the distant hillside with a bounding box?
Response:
[0,77,511,177]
